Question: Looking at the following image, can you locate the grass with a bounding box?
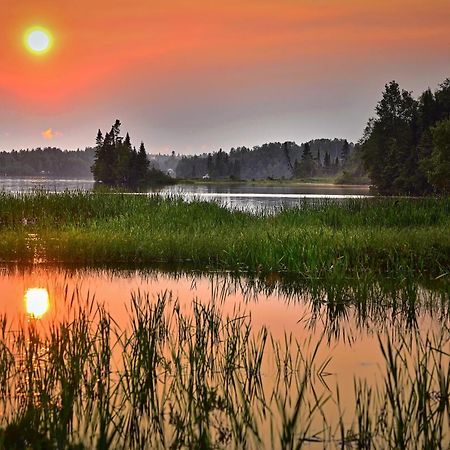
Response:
[0,289,447,449]
[0,192,448,277]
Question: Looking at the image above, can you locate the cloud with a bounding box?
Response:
[41,128,63,140]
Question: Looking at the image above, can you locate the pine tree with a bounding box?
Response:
[324,152,331,173]
[361,81,423,194]
[90,120,170,189]
[296,142,315,177]
[340,140,350,164]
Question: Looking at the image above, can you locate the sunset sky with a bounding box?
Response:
[1,0,449,154]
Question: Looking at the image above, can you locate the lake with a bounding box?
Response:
[0,264,447,448]
[0,181,447,448]
[0,177,371,212]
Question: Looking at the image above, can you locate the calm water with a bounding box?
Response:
[0,177,371,211]
[0,178,447,446]
[159,183,372,211]
[0,177,95,192]
[0,265,448,447]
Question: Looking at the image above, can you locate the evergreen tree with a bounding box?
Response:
[426,118,450,193]
[296,142,315,177]
[136,142,150,185]
[360,78,450,195]
[340,140,350,164]
[302,142,312,160]
[361,81,422,194]
[324,152,331,173]
[90,120,170,189]
[96,129,103,147]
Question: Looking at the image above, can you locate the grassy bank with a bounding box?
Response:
[0,192,449,276]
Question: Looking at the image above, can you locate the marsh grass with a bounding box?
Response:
[0,192,448,276]
[0,288,447,449]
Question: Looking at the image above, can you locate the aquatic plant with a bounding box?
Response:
[0,288,447,449]
[0,193,448,277]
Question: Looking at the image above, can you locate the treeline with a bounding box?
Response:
[0,148,95,178]
[361,78,450,195]
[91,120,172,188]
[173,139,359,180]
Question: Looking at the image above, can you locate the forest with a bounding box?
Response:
[0,147,95,178]
[360,78,450,195]
[1,78,449,195]
[160,138,363,182]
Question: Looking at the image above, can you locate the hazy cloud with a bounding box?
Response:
[41,128,63,140]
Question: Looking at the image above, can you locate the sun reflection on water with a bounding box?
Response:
[24,288,50,319]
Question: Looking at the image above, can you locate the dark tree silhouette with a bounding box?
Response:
[361,78,450,195]
[91,120,171,189]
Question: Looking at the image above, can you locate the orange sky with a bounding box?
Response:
[1,0,449,152]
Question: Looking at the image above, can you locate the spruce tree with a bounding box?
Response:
[340,140,350,164]
[90,120,169,189]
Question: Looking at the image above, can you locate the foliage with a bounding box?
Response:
[426,118,450,193]
[361,78,450,195]
[294,142,316,177]
[91,120,172,189]
[0,147,95,178]
[174,139,354,181]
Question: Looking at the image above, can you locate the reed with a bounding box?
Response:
[0,192,448,276]
[0,288,447,449]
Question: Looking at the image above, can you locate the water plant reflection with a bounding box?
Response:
[0,289,447,448]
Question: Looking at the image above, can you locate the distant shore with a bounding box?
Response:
[169,177,371,188]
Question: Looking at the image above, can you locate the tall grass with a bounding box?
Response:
[0,289,447,449]
[0,192,448,276]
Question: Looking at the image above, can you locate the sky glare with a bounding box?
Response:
[1,0,449,153]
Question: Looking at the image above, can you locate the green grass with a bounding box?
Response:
[0,192,449,276]
[0,289,447,449]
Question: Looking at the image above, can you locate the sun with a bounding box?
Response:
[25,288,50,319]
[24,27,53,54]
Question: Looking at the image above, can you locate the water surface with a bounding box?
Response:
[0,265,447,443]
[0,177,95,192]
[159,182,371,211]
[0,177,371,212]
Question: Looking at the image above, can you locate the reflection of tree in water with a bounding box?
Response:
[211,272,449,345]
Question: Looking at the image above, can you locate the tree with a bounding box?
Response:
[361,81,422,194]
[425,119,450,193]
[91,120,171,188]
[340,140,350,164]
[136,142,150,185]
[360,78,450,195]
[323,152,331,173]
[295,142,316,178]
[334,156,339,171]
[435,78,450,120]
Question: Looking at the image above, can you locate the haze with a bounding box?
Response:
[1,0,449,154]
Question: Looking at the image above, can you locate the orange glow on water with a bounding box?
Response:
[25,288,50,319]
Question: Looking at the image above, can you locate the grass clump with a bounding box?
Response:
[0,192,448,276]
